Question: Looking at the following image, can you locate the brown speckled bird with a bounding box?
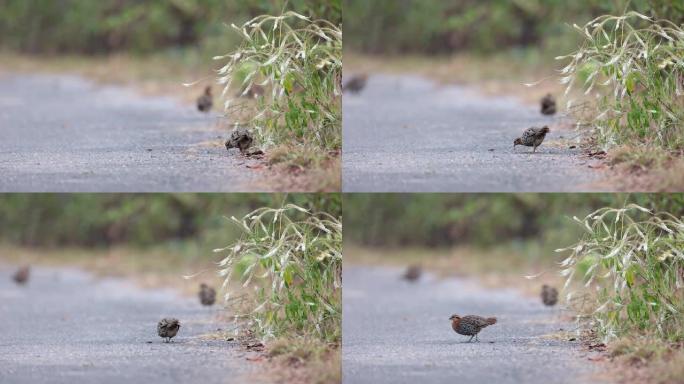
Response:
[449,314,497,342]
[225,128,258,155]
[197,86,213,113]
[402,265,422,282]
[343,74,368,94]
[541,284,559,306]
[199,283,216,306]
[514,126,550,153]
[157,318,180,343]
[13,265,30,285]
[541,93,557,115]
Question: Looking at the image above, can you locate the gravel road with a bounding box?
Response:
[343,74,603,192]
[342,266,607,384]
[0,265,264,384]
[0,73,264,192]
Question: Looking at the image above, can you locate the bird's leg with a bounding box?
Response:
[467,335,474,343]
[533,146,537,153]
[475,334,480,342]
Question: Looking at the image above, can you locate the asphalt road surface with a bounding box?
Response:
[0,73,263,192]
[343,74,602,192]
[343,266,607,384]
[0,265,264,384]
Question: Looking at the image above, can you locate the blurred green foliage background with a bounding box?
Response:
[0,194,341,247]
[0,0,341,54]
[344,194,684,248]
[343,0,684,55]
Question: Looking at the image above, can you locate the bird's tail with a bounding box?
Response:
[486,317,497,325]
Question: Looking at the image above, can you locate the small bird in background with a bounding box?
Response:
[238,84,265,99]
[540,93,557,115]
[514,126,550,153]
[225,127,262,156]
[343,74,368,94]
[13,265,30,285]
[449,314,497,342]
[402,265,422,282]
[541,284,559,307]
[198,283,216,306]
[157,318,181,343]
[197,86,213,113]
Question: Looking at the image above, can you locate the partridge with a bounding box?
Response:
[540,93,556,115]
[449,314,497,342]
[199,283,216,306]
[514,126,550,153]
[157,318,181,343]
[197,86,213,112]
[402,265,422,282]
[225,128,262,156]
[13,265,30,285]
[343,74,368,94]
[541,284,558,306]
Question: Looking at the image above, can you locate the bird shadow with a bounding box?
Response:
[424,339,493,346]
[511,150,558,156]
[154,339,187,345]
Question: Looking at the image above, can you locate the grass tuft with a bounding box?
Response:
[214,11,341,155]
[216,203,341,343]
[558,12,684,150]
[557,204,684,342]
